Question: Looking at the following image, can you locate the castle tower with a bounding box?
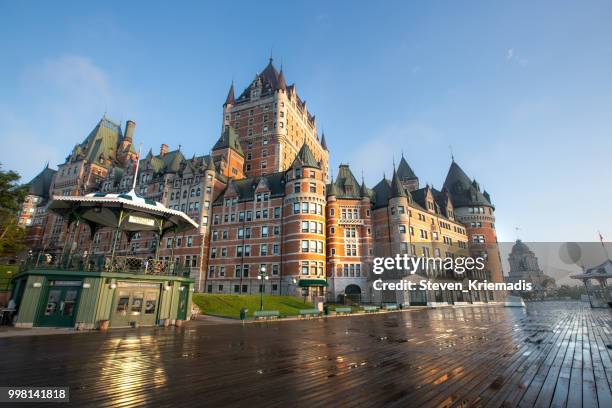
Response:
[443,160,504,286]
[325,164,372,302]
[222,58,329,180]
[211,127,245,179]
[281,142,327,297]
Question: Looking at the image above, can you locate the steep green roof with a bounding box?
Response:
[371,177,391,208]
[293,142,320,169]
[213,172,286,205]
[71,116,123,167]
[328,164,361,199]
[390,169,408,198]
[443,161,493,208]
[26,165,56,198]
[397,156,417,180]
[213,127,244,156]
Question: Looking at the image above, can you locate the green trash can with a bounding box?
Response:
[240,308,248,320]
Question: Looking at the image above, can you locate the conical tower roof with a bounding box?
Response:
[397,155,417,180]
[443,160,492,208]
[320,132,328,151]
[390,169,408,198]
[213,127,244,156]
[224,82,235,105]
[292,142,320,169]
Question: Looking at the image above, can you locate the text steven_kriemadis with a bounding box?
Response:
[371,254,533,291]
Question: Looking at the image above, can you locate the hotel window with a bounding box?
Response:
[409,226,414,236]
[422,247,430,257]
[274,207,281,218]
[246,211,252,221]
[302,202,309,213]
[211,248,217,258]
[219,267,225,277]
[345,244,357,256]
[432,232,439,240]
[166,238,173,248]
[221,248,227,257]
[187,236,193,247]
[345,227,356,238]
[310,221,317,233]
[273,244,279,254]
[310,240,317,253]
[398,206,405,214]
[302,262,309,275]
[263,125,268,132]
[263,138,269,145]
[243,265,249,277]
[261,226,269,237]
[330,227,335,235]
[399,225,406,234]
[274,226,280,235]
[244,245,251,256]
[301,240,309,252]
[261,160,267,169]
[472,235,486,243]
[420,229,428,239]
[400,242,408,254]
[302,221,309,232]
[245,228,251,238]
[309,183,316,193]
[247,153,252,160]
[238,228,244,238]
[208,266,214,278]
[222,230,228,239]
[293,203,300,214]
[330,208,335,216]
[294,183,301,193]
[260,244,268,256]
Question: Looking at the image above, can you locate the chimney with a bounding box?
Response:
[125,120,136,141]
[160,144,169,157]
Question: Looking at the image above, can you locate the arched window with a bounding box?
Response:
[182,191,187,199]
[196,188,201,197]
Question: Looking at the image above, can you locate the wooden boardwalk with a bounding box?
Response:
[0,301,610,407]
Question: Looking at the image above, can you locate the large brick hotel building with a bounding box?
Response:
[20,58,503,305]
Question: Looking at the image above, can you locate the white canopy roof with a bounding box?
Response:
[48,190,198,234]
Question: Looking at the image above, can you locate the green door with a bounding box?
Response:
[110,282,161,327]
[177,285,189,321]
[36,281,82,327]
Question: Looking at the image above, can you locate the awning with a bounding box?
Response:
[298,279,328,287]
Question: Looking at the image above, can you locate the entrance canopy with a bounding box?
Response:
[48,190,198,235]
[298,279,328,287]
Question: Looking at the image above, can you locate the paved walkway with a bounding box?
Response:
[0,302,610,407]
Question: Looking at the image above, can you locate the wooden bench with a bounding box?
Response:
[254,310,280,320]
[383,304,398,311]
[363,306,379,313]
[335,307,352,315]
[299,309,321,318]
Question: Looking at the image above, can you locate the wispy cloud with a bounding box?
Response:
[506,48,528,67]
[0,55,132,182]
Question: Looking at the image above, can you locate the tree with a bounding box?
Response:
[0,164,28,258]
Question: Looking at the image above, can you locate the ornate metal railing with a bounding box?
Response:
[20,255,190,277]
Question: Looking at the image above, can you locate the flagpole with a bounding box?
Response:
[131,144,142,193]
[598,230,610,261]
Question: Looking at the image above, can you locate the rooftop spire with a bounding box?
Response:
[224,81,235,106]
[320,132,328,151]
[390,168,407,198]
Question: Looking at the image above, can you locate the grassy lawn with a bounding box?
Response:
[192,294,312,319]
[0,265,18,291]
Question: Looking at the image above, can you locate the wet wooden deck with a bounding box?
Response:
[0,302,610,407]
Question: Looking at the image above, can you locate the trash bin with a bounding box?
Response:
[240,308,248,320]
[323,305,329,315]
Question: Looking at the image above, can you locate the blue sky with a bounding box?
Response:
[1,0,611,243]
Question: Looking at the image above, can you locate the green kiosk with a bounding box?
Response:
[10,188,198,330]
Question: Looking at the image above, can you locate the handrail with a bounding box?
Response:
[20,255,190,277]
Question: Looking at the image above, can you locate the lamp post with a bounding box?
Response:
[258,266,268,311]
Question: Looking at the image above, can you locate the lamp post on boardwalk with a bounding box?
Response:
[258,266,268,311]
